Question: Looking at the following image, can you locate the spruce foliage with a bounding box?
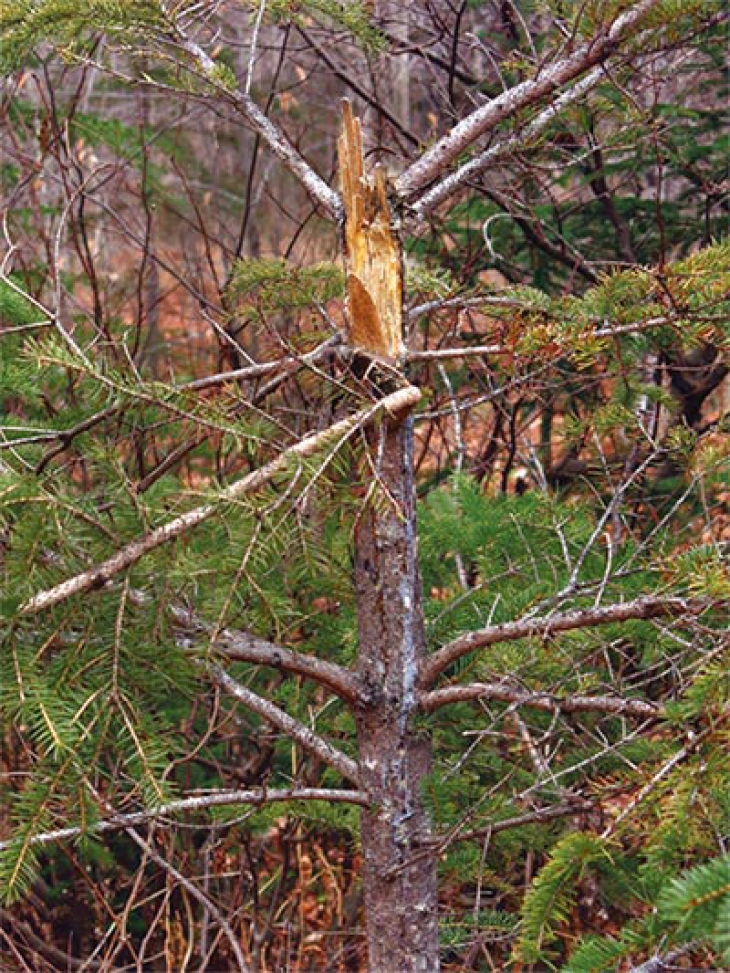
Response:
[0,0,728,966]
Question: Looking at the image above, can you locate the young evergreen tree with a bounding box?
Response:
[1,1,728,970]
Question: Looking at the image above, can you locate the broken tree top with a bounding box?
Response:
[338,101,404,363]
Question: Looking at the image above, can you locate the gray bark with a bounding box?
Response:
[354,416,440,972]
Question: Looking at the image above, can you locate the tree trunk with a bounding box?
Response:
[354,416,440,972]
[338,101,440,972]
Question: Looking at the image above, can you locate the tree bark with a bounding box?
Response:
[354,416,440,972]
[339,101,440,971]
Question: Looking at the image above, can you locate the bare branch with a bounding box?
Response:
[210,665,360,784]
[395,0,663,201]
[628,944,706,973]
[410,65,605,220]
[172,606,360,704]
[420,681,661,718]
[0,788,368,855]
[20,385,421,617]
[178,335,342,393]
[422,596,723,686]
[162,8,342,221]
[385,799,595,879]
[408,343,503,362]
[431,799,593,847]
[123,825,251,973]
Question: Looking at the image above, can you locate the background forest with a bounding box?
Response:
[0,1,729,971]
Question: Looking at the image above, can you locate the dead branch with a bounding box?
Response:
[123,825,251,973]
[429,799,593,848]
[420,681,661,718]
[161,5,342,221]
[0,911,112,972]
[172,606,360,705]
[178,335,342,394]
[422,596,724,686]
[395,0,663,201]
[410,65,606,220]
[20,385,421,617]
[209,666,360,784]
[0,788,368,855]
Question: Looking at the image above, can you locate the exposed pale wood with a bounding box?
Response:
[338,100,404,361]
[337,103,439,971]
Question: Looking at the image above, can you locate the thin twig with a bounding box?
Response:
[124,825,252,973]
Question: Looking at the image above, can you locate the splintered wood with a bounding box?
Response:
[338,101,404,362]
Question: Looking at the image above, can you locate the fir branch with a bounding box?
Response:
[132,352,316,493]
[514,831,609,963]
[19,385,421,616]
[405,313,728,359]
[0,751,79,904]
[658,854,730,924]
[395,0,664,202]
[601,734,704,839]
[0,787,368,855]
[209,666,360,785]
[420,682,661,719]
[422,596,723,686]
